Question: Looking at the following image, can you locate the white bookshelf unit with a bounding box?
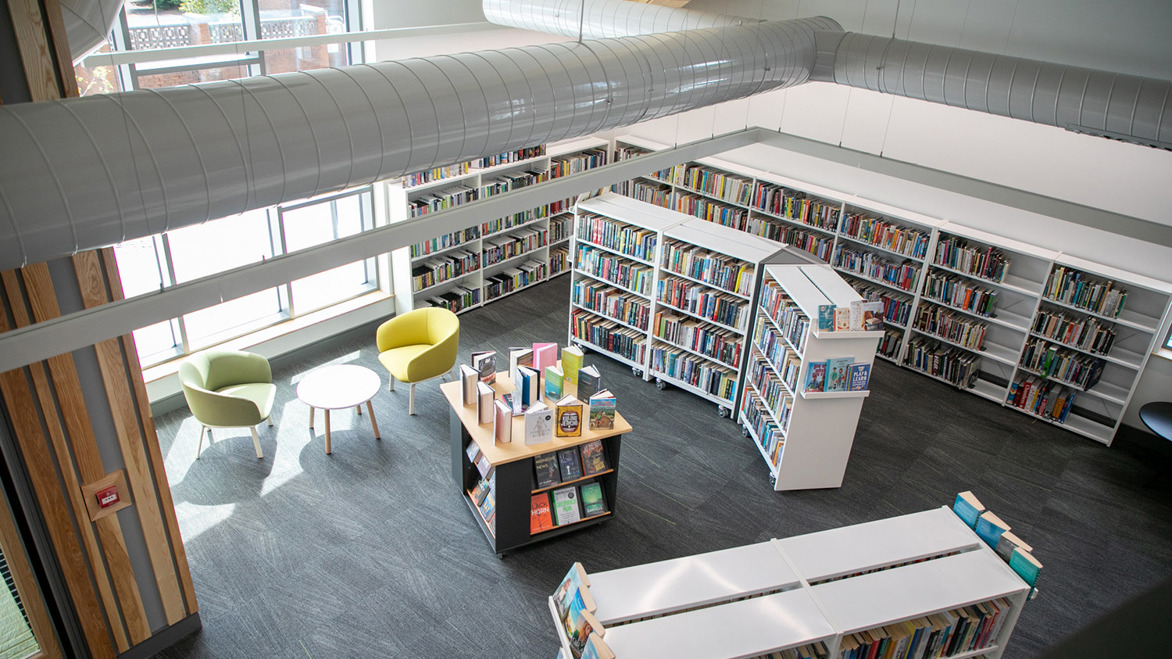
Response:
[388,137,609,316]
[551,506,1033,659]
[742,264,882,490]
[567,192,788,418]
[610,135,1172,445]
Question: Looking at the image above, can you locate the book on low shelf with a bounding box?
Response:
[578,365,602,400]
[531,492,555,533]
[974,510,1011,548]
[510,347,534,384]
[579,439,608,475]
[494,399,513,444]
[471,476,491,506]
[534,452,562,489]
[564,594,604,659]
[553,562,596,619]
[460,364,478,406]
[587,390,616,431]
[475,454,493,479]
[552,485,582,525]
[558,447,584,481]
[464,440,481,466]
[563,345,585,383]
[825,357,853,392]
[525,401,554,445]
[556,395,584,438]
[847,364,870,391]
[580,482,607,518]
[804,362,826,392]
[472,350,497,384]
[952,491,985,528]
[534,342,559,371]
[478,486,496,523]
[546,366,565,399]
[477,381,495,425]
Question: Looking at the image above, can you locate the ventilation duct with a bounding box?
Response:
[0,16,839,270]
[481,0,758,39]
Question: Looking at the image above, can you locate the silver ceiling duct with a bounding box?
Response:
[0,16,840,270]
[481,0,757,38]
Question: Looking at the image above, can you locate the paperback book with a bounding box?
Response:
[587,390,616,431]
[847,363,871,391]
[552,485,582,526]
[555,395,584,438]
[580,482,607,518]
[562,345,585,383]
[552,562,596,620]
[952,491,985,528]
[545,365,565,400]
[817,304,836,332]
[476,381,495,425]
[1008,548,1043,587]
[533,342,558,371]
[804,362,826,393]
[580,634,614,659]
[577,365,602,401]
[534,452,562,489]
[557,447,584,481]
[470,477,491,506]
[493,399,512,444]
[517,365,542,409]
[563,594,602,659]
[825,357,854,393]
[995,531,1033,563]
[460,364,478,407]
[579,439,608,476]
[975,510,1011,548]
[530,492,555,533]
[834,307,850,331]
[524,401,554,445]
[509,346,533,385]
[471,350,497,384]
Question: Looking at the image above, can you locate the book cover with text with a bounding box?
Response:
[804,362,826,392]
[817,304,836,332]
[825,357,854,392]
[579,439,608,475]
[847,363,871,391]
[588,390,616,431]
[533,452,561,489]
[562,345,585,383]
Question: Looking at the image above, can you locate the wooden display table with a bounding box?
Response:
[442,369,632,555]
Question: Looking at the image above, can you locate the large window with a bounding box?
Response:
[114,188,378,365]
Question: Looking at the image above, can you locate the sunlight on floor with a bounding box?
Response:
[173,501,236,542]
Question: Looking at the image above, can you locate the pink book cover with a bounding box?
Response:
[533,342,558,371]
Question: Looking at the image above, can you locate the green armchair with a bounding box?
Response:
[179,349,277,459]
[376,307,460,415]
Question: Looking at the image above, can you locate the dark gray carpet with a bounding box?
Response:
[153,275,1172,659]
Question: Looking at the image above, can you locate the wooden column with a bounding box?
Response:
[0,0,199,656]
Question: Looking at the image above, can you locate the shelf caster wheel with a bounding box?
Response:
[718,406,729,418]
[741,426,749,437]
[631,367,642,377]
[655,378,666,391]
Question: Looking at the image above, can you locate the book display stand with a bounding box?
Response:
[389,137,609,316]
[442,368,631,555]
[549,507,1034,659]
[611,135,1172,445]
[568,192,789,418]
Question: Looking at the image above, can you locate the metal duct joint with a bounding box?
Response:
[814,32,1172,149]
[0,16,840,270]
[481,0,761,39]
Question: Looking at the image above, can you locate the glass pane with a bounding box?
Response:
[281,193,373,313]
[168,209,273,283]
[0,546,40,658]
[261,0,353,73]
[290,262,372,314]
[183,289,282,347]
[132,320,181,362]
[124,0,245,51]
[135,63,251,88]
[113,235,168,297]
[75,43,124,97]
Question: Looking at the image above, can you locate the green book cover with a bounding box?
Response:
[545,365,564,400]
[552,485,581,526]
[580,482,607,517]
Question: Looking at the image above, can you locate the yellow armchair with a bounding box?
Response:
[376,307,460,415]
[179,349,276,459]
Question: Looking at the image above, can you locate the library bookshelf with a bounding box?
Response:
[550,506,1032,659]
[610,135,1172,445]
[568,192,788,417]
[742,264,882,490]
[389,137,609,316]
[442,369,631,555]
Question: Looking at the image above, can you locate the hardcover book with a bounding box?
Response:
[517,365,541,409]
[825,357,854,393]
[562,345,585,383]
[476,381,495,425]
[555,395,584,438]
[530,492,554,534]
[860,300,885,331]
[471,350,496,384]
[524,401,554,445]
[804,362,826,393]
[460,363,478,407]
[579,439,608,476]
[817,304,836,332]
[533,452,562,489]
[508,347,533,385]
[580,482,607,518]
[551,485,582,526]
[545,366,565,400]
[533,342,558,371]
[587,390,616,431]
[557,447,584,481]
[975,511,1011,548]
[952,491,985,528]
[493,399,512,444]
[577,365,602,401]
[834,307,850,331]
[847,363,871,391]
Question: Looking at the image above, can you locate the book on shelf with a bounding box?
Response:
[545,366,565,399]
[534,342,559,371]
[553,562,596,620]
[493,399,512,444]
[975,510,1011,548]
[952,491,985,528]
[580,482,607,518]
[825,357,853,392]
[464,440,481,466]
[557,447,584,481]
[552,485,582,525]
[525,401,554,445]
[517,365,542,409]
[578,365,602,400]
[471,350,497,384]
[847,363,871,391]
[460,364,478,407]
[475,454,493,479]
[477,486,495,522]
[476,381,495,425]
[859,300,885,331]
[470,476,491,506]
[530,492,555,533]
[579,633,614,659]
[502,392,521,416]
[995,530,1033,563]
[556,395,584,438]
[534,451,562,489]
[834,307,850,331]
[804,362,826,393]
[579,439,608,475]
[564,592,603,659]
[1008,547,1043,587]
[817,304,835,332]
[587,390,616,431]
[509,347,534,385]
[562,345,585,383]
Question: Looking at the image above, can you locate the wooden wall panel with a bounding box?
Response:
[5,0,58,101]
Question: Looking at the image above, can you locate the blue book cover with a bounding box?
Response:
[817,304,836,332]
[825,357,854,392]
[974,511,1010,548]
[1008,548,1042,587]
[847,363,871,391]
[952,491,984,528]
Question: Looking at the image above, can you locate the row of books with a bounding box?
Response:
[847,278,913,327]
[484,259,546,302]
[652,311,743,369]
[482,229,547,267]
[680,164,754,206]
[660,239,755,298]
[400,160,470,188]
[750,180,841,231]
[552,564,612,659]
[425,284,479,313]
[840,213,931,260]
[534,440,611,490]
[549,148,608,178]
[877,327,903,360]
[531,481,608,534]
[753,323,802,393]
[740,388,785,467]
[912,302,988,351]
[673,193,751,230]
[1031,309,1116,355]
[833,246,920,293]
[778,224,836,263]
[1019,338,1105,389]
[657,276,751,330]
[480,168,549,198]
[465,442,497,535]
[952,491,1042,588]
[815,299,885,333]
[411,249,479,291]
[1044,266,1127,317]
[834,598,1011,659]
[409,226,479,259]
[747,356,796,429]
[758,281,810,354]
[550,214,573,243]
[632,180,674,208]
[571,309,648,364]
[576,213,658,263]
[408,183,478,218]
[933,237,1010,283]
[474,145,545,169]
[750,642,826,659]
[1007,375,1077,422]
[575,245,654,297]
[650,346,738,402]
[550,246,570,276]
[921,270,999,318]
[804,358,870,393]
[903,337,981,389]
[572,280,650,331]
[481,207,545,236]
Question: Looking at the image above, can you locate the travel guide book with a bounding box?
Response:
[587,390,616,431]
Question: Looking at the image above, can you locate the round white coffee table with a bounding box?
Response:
[296,364,382,454]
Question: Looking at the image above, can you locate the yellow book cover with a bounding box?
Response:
[555,395,584,438]
[562,345,584,384]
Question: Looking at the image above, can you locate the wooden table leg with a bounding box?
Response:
[366,400,380,440]
[309,406,315,429]
[356,404,362,415]
[324,410,332,455]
